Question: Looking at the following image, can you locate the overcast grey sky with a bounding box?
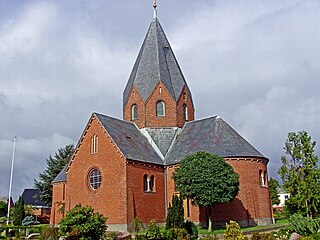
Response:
[1,0,320,201]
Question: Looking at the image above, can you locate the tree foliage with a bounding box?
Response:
[0,201,7,217]
[173,151,239,231]
[34,144,74,206]
[12,196,25,226]
[166,194,184,229]
[269,178,280,206]
[59,204,107,240]
[278,131,320,217]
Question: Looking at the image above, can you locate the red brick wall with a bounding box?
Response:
[176,86,195,127]
[123,83,195,128]
[126,161,166,226]
[51,182,66,224]
[64,116,128,225]
[166,158,272,226]
[123,85,146,128]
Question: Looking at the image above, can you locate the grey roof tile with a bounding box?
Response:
[123,18,193,106]
[95,113,163,165]
[52,165,67,183]
[22,189,47,207]
[165,116,266,165]
[145,128,178,156]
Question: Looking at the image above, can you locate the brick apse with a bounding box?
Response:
[50,15,273,231]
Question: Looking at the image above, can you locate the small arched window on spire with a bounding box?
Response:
[183,104,188,121]
[131,104,138,120]
[156,101,165,117]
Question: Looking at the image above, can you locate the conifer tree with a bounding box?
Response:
[12,196,25,226]
[34,144,74,206]
[269,178,280,206]
[166,194,184,229]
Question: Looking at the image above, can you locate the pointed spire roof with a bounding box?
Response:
[123,18,193,106]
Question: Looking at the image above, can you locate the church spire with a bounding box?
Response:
[123,16,195,128]
[153,0,157,18]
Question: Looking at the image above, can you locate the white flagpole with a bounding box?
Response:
[6,136,16,225]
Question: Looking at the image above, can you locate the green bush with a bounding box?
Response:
[161,228,189,240]
[132,216,144,234]
[289,213,320,236]
[103,231,117,240]
[199,235,219,240]
[301,234,320,240]
[146,219,161,239]
[224,220,245,240]
[39,226,59,240]
[59,204,107,240]
[271,228,291,240]
[250,233,275,240]
[184,220,198,240]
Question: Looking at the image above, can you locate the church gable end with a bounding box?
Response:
[53,114,129,227]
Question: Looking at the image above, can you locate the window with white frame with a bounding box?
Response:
[156,101,165,117]
[91,135,98,154]
[131,104,138,120]
[183,104,188,121]
[89,168,102,190]
[260,170,267,187]
[143,174,155,192]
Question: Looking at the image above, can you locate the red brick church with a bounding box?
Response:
[50,9,273,231]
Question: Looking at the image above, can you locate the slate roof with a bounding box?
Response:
[22,189,47,207]
[145,128,178,156]
[123,17,193,106]
[95,113,163,165]
[52,165,67,183]
[165,116,266,165]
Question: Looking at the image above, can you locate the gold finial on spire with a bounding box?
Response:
[153,0,157,18]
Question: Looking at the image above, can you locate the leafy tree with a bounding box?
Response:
[166,194,184,229]
[269,178,280,206]
[34,144,74,206]
[278,131,320,217]
[173,151,239,231]
[59,204,107,240]
[12,196,25,226]
[0,201,7,217]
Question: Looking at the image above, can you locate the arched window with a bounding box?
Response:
[143,174,148,192]
[89,168,102,190]
[156,101,165,117]
[183,104,188,121]
[131,104,138,120]
[150,175,155,192]
[143,174,155,192]
[260,170,267,187]
[91,135,98,154]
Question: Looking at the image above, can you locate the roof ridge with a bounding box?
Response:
[185,115,218,124]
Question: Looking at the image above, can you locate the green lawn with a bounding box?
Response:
[197,219,288,235]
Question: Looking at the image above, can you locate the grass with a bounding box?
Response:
[197,219,289,235]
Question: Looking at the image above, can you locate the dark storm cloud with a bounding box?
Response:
[0,0,319,200]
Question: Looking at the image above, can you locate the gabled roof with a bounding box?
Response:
[95,113,163,165]
[165,116,266,165]
[22,189,47,207]
[52,165,67,184]
[123,18,193,106]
